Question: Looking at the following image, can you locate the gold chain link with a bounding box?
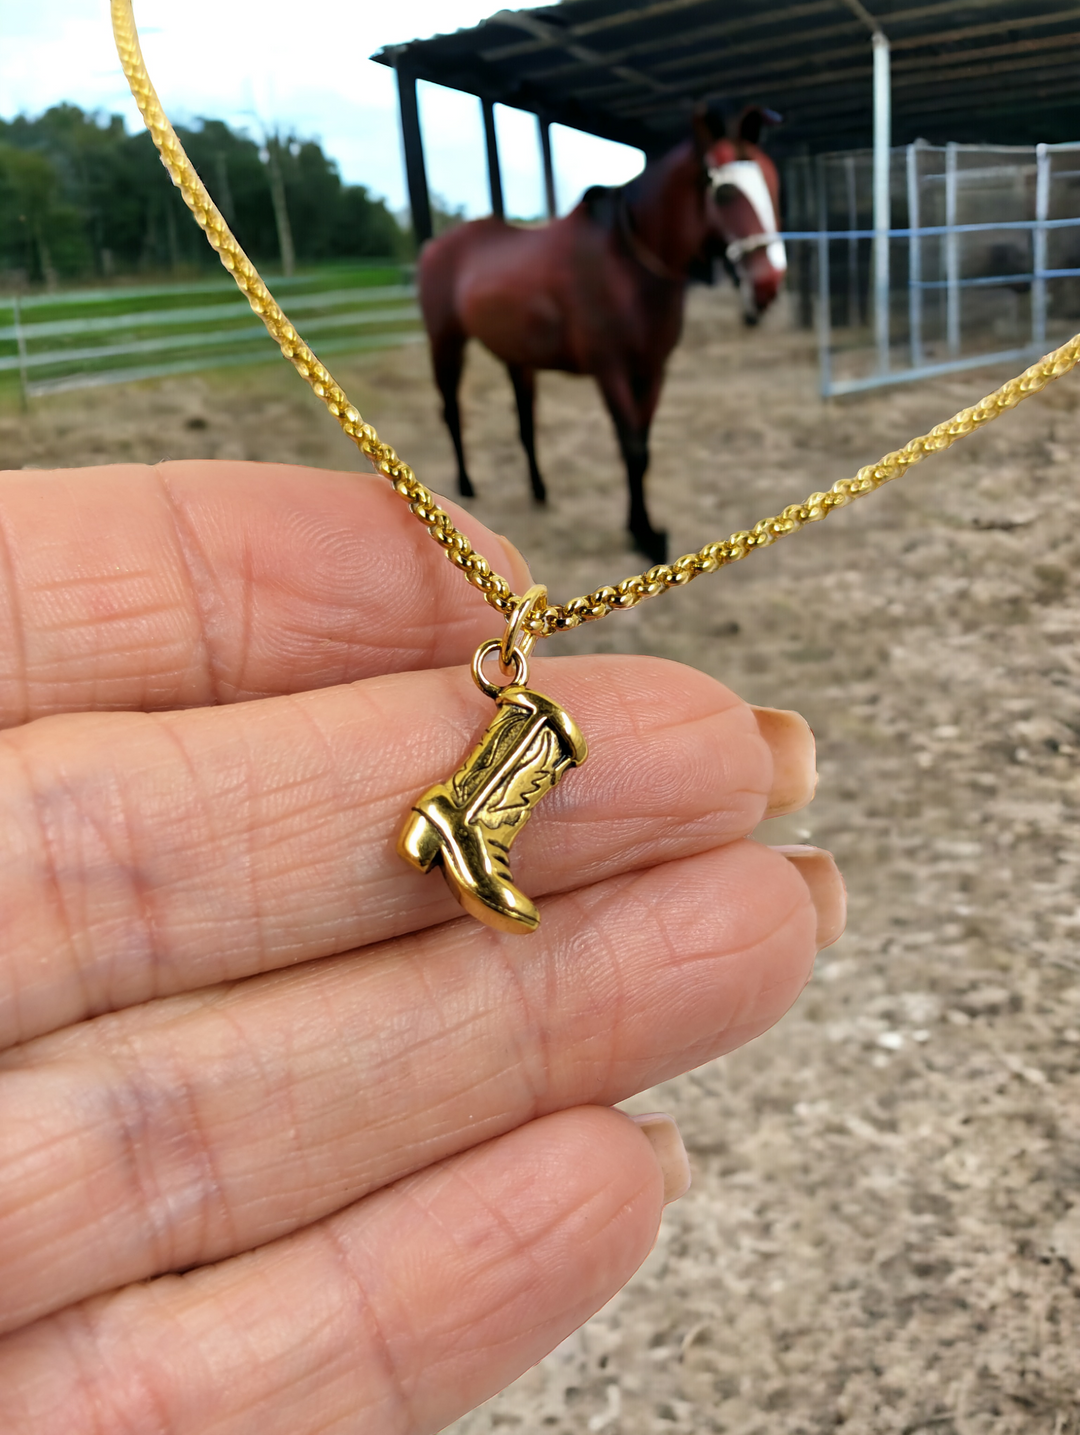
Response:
[112,0,1080,641]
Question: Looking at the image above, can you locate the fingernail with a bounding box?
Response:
[772,845,847,949]
[495,533,534,593]
[751,706,817,817]
[629,1113,691,1205]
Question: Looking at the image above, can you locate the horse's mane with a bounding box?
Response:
[579,163,661,232]
[580,183,622,231]
[579,134,698,241]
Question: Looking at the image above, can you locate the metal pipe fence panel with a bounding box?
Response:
[0,265,420,403]
[782,142,1080,398]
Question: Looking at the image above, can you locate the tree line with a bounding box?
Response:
[0,104,409,286]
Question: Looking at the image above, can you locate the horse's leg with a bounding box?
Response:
[507,363,547,504]
[596,370,668,565]
[432,331,474,498]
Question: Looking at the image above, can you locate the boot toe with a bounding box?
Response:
[458,882,541,934]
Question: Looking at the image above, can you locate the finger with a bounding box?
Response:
[1,655,778,1047]
[0,460,531,727]
[0,838,833,1332]
[0,1107,669,1435]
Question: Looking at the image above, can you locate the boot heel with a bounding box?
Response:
[397,807,443,872]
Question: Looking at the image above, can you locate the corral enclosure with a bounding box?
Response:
[784,141,1080,395]
[4,280,1080,1433]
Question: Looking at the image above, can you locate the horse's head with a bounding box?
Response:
[697,107,786,325]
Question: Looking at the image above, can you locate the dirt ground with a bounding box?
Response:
[4,287,1080,1435]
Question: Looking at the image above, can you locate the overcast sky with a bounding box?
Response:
[1,0,645,218]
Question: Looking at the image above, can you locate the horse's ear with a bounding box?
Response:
[736,105,783,146]
[691,102,724,158]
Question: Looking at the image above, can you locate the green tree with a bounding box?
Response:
[0,105,407,283]
[0,140,88,283]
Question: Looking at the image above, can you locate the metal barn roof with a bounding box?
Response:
[371,0,1080,157]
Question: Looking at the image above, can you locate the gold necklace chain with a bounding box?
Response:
[112,0,1080,643]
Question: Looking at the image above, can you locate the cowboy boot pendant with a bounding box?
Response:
[398,589,587,934]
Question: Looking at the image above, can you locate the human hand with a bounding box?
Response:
[0,460,844,1434]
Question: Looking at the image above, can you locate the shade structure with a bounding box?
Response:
[371,0,1080,159]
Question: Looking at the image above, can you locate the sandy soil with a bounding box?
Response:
[3,288,1080,1435]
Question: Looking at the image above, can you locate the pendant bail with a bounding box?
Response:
[500,584,548,669]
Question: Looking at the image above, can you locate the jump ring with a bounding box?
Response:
[472,638,529,699]
[500,584,548,669]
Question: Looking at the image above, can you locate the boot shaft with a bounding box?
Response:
[450,690,583,837]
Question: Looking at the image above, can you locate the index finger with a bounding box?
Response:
[0,460,531,727]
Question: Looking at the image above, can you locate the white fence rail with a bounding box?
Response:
[0,267,421,402]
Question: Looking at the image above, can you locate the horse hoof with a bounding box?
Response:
[459,482,476,500]
[531,490,548,507]
[634,530,668,566]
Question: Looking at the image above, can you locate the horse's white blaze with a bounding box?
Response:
[710,160,788,274]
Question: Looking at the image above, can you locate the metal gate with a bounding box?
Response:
[782,141,1080,398]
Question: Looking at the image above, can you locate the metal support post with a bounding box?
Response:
[482,98,505,220]
[840,1,890,368]
[844,153,859,328]
[816,156,833,398]
[538,117,557,219]
[395,65,433,248]
[265,138,295,278]
[13,294,29,413]
[795,155,814,330]
[906,142,923,368]
[1033,142,1049,348]
[871,29,891,373]
[945,141,960,357]
[396,68,433,247]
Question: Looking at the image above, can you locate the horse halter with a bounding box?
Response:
[723,230,784,264]
[708,160,788,273]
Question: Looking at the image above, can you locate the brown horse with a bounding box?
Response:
[419,109,785,564]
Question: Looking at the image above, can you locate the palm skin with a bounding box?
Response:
[0,460,843,1434]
